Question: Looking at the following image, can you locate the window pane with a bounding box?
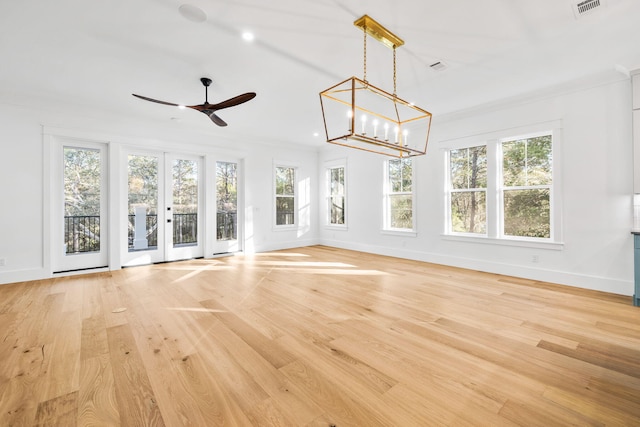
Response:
[330,167,344,196]
[388,159,402,192]
[450,146,487,189]
[503,135,552,186]
[525,135,552,185]
[216,162,237,241]
[276,196,295,225]
[504,189,550,238]
[276,166,295,195]
[451,191,486,234]
[328,166,345,225]
[173,159,198,246]
[128,155,158,250]
[389,194,412,229]
[388,158,412,193]
[64,147,101,254]
[401,159,412,192]
[502,141,526,186]
[330,196,345,224]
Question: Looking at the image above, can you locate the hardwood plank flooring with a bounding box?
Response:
[1,245,640,426]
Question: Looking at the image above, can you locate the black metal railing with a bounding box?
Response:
[68,212,221,253]
[127,213,198,248]
[64,215,100,254]
[217,211,237,240]
[173,213,197,246]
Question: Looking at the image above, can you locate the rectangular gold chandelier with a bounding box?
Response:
[319,15,432,158]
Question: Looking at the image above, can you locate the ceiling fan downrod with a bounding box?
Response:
[201,77,212,104]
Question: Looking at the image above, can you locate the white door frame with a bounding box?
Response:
[121,149,204,266]
[207,156,244,255]
[121,149,166,266]
[49,136,109,273]
[165,153,204,262]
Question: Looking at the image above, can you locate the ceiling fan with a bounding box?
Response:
[132,77,256,127]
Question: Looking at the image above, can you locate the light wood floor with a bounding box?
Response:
[1,246,640,426]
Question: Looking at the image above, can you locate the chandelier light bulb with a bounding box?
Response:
[372,119,379,138]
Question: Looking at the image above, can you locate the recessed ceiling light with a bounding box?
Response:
[313,132,319,137]
[178,4,207,23]
[242,31,255,42]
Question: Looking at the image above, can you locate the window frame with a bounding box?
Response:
[448,145,488,236]
[273,163,297,229]
[383,157,416,234]
[325,160,347,228]
[499,133,554,241]
[442,122,563,250]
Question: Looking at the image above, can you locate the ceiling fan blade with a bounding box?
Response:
[210,92,256,111]
[204,110,228,127]
[132,94,181,107]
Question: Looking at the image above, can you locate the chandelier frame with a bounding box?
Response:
[319,15,432,158]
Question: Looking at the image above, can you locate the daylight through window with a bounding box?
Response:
[385,158,414,230]
[275,166,296,226]
[328,166,346,225]
[447,131,555,242]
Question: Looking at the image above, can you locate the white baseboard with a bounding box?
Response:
[0,267,48,285]
[318,238,633,296]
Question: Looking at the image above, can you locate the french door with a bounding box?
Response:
[122,151,203,266]
[52,140,109,273]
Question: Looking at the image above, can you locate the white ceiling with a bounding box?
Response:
[2,0,640,148]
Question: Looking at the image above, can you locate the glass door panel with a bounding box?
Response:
[64,147,102,254]
[122,152,165,266]
[213,161,241,254]
[128,154,159,251]
[172,159,198,247]
[167,155,203,261]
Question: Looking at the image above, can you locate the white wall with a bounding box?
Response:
[0,105,45,282]
[318,71,635,295]
[1,70,635,296]
[0,103,318,284]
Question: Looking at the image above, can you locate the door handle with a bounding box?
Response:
[167,219,172,223]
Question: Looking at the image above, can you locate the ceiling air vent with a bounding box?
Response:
[572,0,605,18]
[429,61,447,72]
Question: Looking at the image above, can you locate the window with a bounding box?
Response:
[501,134,552,238]
[446,129,557,245]
[327,165,346,225]
[275,166,295,226]
[450,146,487,234]
[385,158,414,230]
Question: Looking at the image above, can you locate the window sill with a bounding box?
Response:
[273,225,297,232]
[441,234,564,250]
[325,224,348,231]
[381,229,418,238]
